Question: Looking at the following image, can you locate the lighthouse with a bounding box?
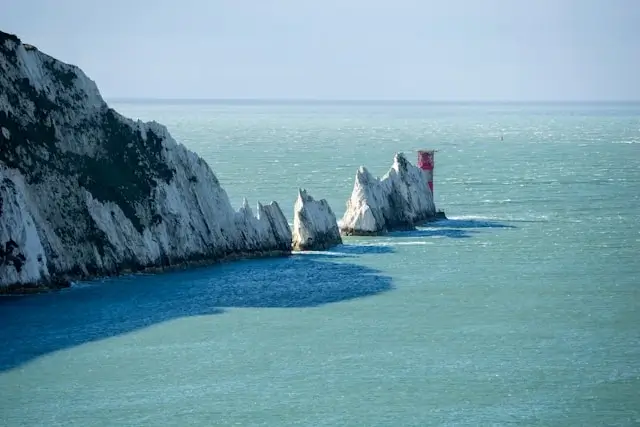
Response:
[417,150,435,194]
[417,149,446,220]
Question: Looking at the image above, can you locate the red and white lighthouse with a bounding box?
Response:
[417,150,435,194]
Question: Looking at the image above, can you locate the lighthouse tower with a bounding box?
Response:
[417,150,435,195]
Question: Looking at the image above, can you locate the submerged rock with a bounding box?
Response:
[0,31,292,293]
[339,153,437,235]
[291,189,342,251]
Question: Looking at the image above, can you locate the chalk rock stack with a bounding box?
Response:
[291,189,342,251]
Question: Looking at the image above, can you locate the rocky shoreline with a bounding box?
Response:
[0,30,294,292]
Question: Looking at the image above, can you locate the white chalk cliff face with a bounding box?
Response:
[0,31,292,293]
[291,189,342,251]
[339,153,437,235]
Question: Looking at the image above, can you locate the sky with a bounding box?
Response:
[2,0,639,101]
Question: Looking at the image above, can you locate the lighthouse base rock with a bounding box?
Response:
[292,189,342,251]
[0,31,292,293]
[339,153,438,236]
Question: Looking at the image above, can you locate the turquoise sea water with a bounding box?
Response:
[1,101,639,426]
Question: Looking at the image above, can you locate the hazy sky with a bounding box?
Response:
[3,0,639,100]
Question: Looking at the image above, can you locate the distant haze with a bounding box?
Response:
[3,0,639,101]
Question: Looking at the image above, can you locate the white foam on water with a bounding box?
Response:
[355,240,435,247]
[386,241,435,246]
[480,199,512,204]
[445,214,550,223]
[292,250,348,257]
[69,281,96,289]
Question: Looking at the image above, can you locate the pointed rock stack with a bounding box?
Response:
[291,189,342,251]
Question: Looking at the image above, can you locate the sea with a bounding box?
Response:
[1,101,639,426]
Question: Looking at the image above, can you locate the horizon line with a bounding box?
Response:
[105,98,640,104]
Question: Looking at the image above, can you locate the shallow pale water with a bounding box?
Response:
[1,101,639,426]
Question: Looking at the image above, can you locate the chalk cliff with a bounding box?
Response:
[339,153,437,235]
[291,189,342,251]
[0,31,292,293]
